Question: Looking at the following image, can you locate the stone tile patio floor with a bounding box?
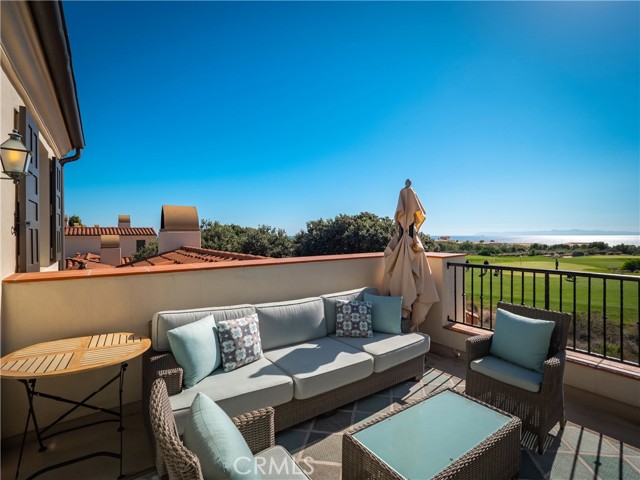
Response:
[3,351,638,480]
[273,367,640,480]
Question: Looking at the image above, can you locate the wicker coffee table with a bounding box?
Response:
[343,388,521,480]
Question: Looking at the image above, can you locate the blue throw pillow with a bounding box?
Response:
[364,293,403,334]
[167,315,221,389]
[490,308,556,373]
[183,393,260,480]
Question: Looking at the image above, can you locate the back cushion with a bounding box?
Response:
[321,287,378,334]
[256,297,325,351]
[152,305,256,351]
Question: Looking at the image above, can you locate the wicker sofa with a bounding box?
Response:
[143,287,430,435]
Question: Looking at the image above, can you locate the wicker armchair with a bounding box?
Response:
[465,302,570,453]
[149,378,280,480]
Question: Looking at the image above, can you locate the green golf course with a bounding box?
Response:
[454,255,639,363]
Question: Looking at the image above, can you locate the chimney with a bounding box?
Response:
[118,215,131,228]
[158,205,201,253]
[100,235,122,266]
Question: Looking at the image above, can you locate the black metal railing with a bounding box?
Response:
[447,262,640,366]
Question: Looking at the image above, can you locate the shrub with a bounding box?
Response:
[621,259,640,271]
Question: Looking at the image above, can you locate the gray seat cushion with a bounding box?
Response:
[470,355,542,393]
[331,332,430,373]
[170,357,293,434]
[254,445,311,479]
[264,337,374,400]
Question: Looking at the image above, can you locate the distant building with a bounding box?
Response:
[64,205,267,269]
[64,214,156,259]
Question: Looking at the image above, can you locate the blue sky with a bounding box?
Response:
[62,1,639,235]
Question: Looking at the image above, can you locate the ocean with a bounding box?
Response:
[435,234,640,247]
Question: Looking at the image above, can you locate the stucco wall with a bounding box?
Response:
[2,252,637,440]
[1,254,385,438]
[65,235,156,258]
[0,69,19,282]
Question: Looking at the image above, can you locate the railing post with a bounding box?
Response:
[544,273,550,310]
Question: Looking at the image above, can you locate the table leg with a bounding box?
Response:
[118,362,127,479]
[15,380,47,480]
[14,362,129,480]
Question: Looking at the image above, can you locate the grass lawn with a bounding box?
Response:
[466,254,640,275]
[453,255,640,362]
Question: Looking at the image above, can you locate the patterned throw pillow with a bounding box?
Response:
[216,314,263,372]
[335,300,373,338]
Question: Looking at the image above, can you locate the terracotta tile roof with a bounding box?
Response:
[65,226,157,236]
[120,246,268,267]
[65,253,132,270]
[65,247,266,270]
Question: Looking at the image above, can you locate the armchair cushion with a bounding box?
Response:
[167,314,220,389]
[470,355,542,393]
[183,392,260,480]
[490,308,555,373]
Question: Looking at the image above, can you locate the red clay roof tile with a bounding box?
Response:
[65,246,266,270]
[65,226,157,236]
[120,246,267,267]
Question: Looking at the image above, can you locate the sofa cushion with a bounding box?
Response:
[183,393,259,480]
[331,332,429,373]
[490,308,555,373]
[321,287,378,334]
[217,314,263,372]
[256,297,325,351]
[254,445,310,479]
[167,314,221,388]
[264,337,374,400]
[335,300,373,338]
[363,293,403,334]
[470,355,542,393]
[152,304,256,351]
[171,357,293,435]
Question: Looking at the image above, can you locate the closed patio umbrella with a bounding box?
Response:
[381,179,439,331]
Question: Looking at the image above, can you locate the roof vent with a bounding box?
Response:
[100,235,121,266]
[158,205,201,253]
[118,214,131,228]
[160,205,199,232]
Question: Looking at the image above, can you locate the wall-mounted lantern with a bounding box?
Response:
[0,129,31,184]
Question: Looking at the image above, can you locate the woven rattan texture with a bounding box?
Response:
[342,388,521,480]
[465,302,571,453]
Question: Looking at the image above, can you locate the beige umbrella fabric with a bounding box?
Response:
[381,180,439,331]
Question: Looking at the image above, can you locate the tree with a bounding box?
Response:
[200,220,294,258]
[68,214,82,226]
[131,240,158,262]
[293,212,395,256]
[241,225,294,258]
[200,220,244,253]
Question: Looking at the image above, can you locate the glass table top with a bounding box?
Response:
[352,389,512,479]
